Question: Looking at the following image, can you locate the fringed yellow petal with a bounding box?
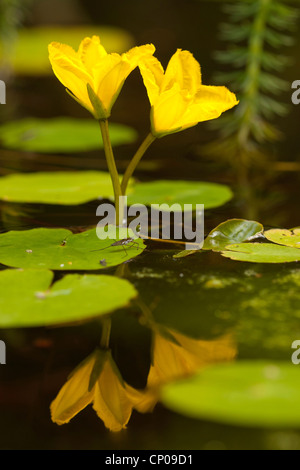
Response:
[49,37,155,118]
[93,44,156,113]
[162,49,202,95]
[50,354,96,425]
[151,86,189,136]
[124,43,156,68]
[140,47,238,136]
[48,42,94,113]
[94,53,130,112]
[189,85,239,123]
[139,54,165,106]
[78,35,107,69]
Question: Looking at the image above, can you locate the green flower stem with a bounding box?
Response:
[121,132,156,195]
[99,119,123,225]
[100,317,112,350]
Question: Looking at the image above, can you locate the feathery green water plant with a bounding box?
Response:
[205,0,299,182]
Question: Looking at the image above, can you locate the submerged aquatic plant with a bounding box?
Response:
[48,35,238,224]
[206,0,299,175]
[0,0,34,74]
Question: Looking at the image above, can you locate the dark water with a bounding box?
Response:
[1,0,300,450]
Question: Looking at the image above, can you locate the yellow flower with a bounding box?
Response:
[50,349,156,432]
[147,329,237,387]
[139,49,239,137]
[48,36,155,119]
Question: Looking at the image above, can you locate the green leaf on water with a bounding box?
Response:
[0,269,137,327]
[0,118,137,153]
[221,243,300,263]
[0,226,145,270]
[203,219,264,251]
[128,180,233,210]
[0,173,232,209]
[0,171,133,205]
[161,361,300,428]
[0,26,134,75]
[264,228,300,249]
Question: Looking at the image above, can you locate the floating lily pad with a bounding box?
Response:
[161,361,300,428]
[0,171,127,205]
[203,219,263,251]
[0,26,134,75]
[264,229,300,249]
[127,180,233,210]
[221,243,300,263]
[0,269,137,327]
[0,226,145,270]
[0,118,137,153]
[0,173,231,209]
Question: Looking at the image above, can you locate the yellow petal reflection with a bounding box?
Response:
[50,332,236,432]
[139,49,239,137]
[50,349,155,432]
[49,36,155,119]
[147,329,237,387]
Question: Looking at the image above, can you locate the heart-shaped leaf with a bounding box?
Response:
[203,219,263,251]
[0,269,137,327]
[174,219,263,258]
[0,226,145,270]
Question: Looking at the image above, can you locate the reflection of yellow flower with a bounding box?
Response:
[48,36,155,119]
[148,329,237,387]
[50,350,156,432]
[139,49,238,137]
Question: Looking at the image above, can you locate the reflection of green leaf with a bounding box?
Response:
[203,219,263,251]
[0,226,145,270]
[0,269,137,327]
[264,229,300,249]
[222,243,300,263]
[0,118,137,153]
[0,171,132,205]
[162,361,300,428]
[128,180,233,210]
[0,26,134,75]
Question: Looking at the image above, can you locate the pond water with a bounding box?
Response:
[1,0,300,451]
